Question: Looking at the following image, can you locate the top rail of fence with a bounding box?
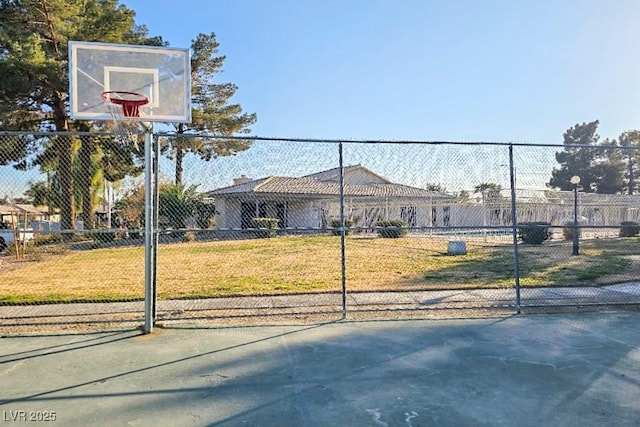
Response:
[3,130,638,151]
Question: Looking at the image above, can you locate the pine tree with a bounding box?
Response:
[619,130,640,195]
[163,33,257,185]
[549,121,602,193]
[549,121,627,194]
[0,0,162,231]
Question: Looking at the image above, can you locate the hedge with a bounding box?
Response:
[376,220,408,238]
[517,222,551,245]
[93,230,116,243]
[619,221,640,237]
[251,217,279,238]
[330,219,354,235]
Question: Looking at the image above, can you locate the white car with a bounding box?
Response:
[0,223,34,251]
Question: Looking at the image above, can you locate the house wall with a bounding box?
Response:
[287,201,322,228]
[0,205,54,225]
[214,197,324,229]
[451,203,640,228]
[342,202,516,229]
[214,198,233,228]
[519,203,640,226]
[450,204,511,228]
[215,193,640,232]
[327,199,456,228]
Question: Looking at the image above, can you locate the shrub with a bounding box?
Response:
[330,219,354,235]
[158,183,201,230]
[562,221,581,241]
[169,229,185,239]
[619,221,640,237]
[376,220,408,238]
[195,201,217,229]
[93,230,116,243]
[32,233,63,246]
[71,233,91,243]
[4,241,68,260]
[517,222,551,245]
[128,229,143,239]
[251,217,279,238]
[2,241,29,258]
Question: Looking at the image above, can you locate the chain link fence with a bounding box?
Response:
[1,131,639,332]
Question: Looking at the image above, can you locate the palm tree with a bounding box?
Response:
[158,183,202,229]
[474,183,503,205]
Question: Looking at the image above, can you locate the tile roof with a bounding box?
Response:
[302,164,393,184]
[210,166,453,199]
[343,183,445,198]
[0,204,49,215]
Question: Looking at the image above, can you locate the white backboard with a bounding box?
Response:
[69,41,191,123]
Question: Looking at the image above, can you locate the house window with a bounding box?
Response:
[240,203,254,229]
[240,202,266,229]
[276,203,287,228]
[400,206,417,227]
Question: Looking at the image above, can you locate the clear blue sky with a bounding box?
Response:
[125,0,640,143]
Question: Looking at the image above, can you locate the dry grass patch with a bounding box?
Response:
[0,235,638,304]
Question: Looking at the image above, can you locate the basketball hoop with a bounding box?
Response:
[101,90,150,146]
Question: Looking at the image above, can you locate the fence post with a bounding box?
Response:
[153,134,160,321]
[144,128,156,334]
[339,142,347,318]
[509,144,521,313]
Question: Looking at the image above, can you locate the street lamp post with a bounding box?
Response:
[570,176,580,256]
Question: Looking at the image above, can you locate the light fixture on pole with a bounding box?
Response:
[570,176,581,256]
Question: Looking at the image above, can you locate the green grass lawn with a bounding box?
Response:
[0,235,638,304]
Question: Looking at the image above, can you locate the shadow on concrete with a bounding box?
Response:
[1,313,639,426]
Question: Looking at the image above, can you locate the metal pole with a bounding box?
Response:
[152,134,159,320]
[339,142,347,318]
[508,145,521,313]
[143,128,155,334]
[572,184,579,256]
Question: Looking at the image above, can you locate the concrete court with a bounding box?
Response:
[1,312,639,427]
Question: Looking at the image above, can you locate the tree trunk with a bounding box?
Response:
[57,137,75,232]
[53,97,74,235]
[175,123,185,185]
[46,171,53,215]
[79,136,95,229]
[175,148,184,185]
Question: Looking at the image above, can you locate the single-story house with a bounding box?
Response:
[209,164,640,235]
[209,165,458,231]
[0,204,59,225]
